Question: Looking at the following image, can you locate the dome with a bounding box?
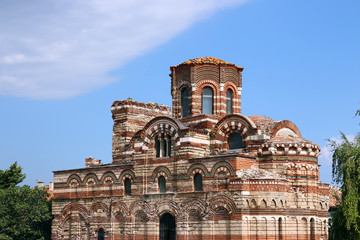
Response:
[174,57,243,70]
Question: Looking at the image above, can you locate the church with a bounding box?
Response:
[51,57,329,240]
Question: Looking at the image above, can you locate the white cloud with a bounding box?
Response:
[318,135,355,166]
[0,0,249,99]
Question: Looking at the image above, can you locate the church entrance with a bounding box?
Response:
[159,213,176,240]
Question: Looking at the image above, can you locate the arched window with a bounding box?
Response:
[155,134,171,158]
[310,218,315,240]
[228,133,243,150]
[279,218,283,240]
[181,88,189,118]
[194,173,203,191]
[98,228,105,240]
[159,176,166,193]
[202,87,213,114]
[226,89,233,114]
[124,178,131,196]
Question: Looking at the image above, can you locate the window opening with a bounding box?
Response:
[155,137,160,158]
[181,88,189,118]
[194,173,203,191]
[279,218,283,240]
[226,89,233,114]
[159,176,166,193]
[98,228,105,240]
[160,213,176,240]
[310,218,315,240]
[124,178,131,196]
[202,87,213,114]
[155,134,171,158]
[228,133,243,150]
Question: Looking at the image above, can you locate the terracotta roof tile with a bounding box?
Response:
[248,115,277,135]
[175,57,243,70]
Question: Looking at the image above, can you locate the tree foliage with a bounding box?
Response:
[0,162,25,189]
[0,163,52,240]
[329,132,360,240]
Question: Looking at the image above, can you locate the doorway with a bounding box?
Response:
[159,213,176,240]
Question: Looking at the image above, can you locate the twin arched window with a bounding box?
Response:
[202,87,213,114]
[228,133,243,150]
[155,134,171,158]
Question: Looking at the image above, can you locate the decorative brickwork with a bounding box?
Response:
[171,57,243,119]
[52,57,329,240]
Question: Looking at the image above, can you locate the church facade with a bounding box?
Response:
[52,57,329,240]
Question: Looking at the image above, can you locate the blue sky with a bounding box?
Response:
[1,0,359,186]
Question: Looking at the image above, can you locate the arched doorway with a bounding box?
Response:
[159,213,176,240]
[98,228,105,240]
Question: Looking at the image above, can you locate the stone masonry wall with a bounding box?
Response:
[111,100,171,162]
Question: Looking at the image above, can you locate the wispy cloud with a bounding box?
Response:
[318,134,355,166]
[0,0,249,99]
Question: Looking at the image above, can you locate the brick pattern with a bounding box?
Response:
[52,57,329,240]
[171,59,243,119]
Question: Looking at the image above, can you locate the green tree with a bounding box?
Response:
[0,162,25,189]
[0,163,52,240]
[329,133,360,240]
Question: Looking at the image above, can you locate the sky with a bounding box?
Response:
[0,0,359,186]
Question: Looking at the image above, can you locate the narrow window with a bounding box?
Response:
[228,133,243,150]
[181,88,189,117]
[155,136,160,158]
[194,173,203,191]
[160,134,165,157]
[226,89,233,114]
[166,137,171,157]
[310,218,315,240]
[202,87,213,114]
[159,176,166,193]
[98,228,105,240]
[124,178,131,196]
[155,134,171,158]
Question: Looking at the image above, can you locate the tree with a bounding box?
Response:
[329,132,360,240]
[0,162,25,189]
[0,163,52,240]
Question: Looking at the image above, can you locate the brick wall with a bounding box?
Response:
[52,58,329,240]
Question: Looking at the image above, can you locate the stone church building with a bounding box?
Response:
[52,57,329,240]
